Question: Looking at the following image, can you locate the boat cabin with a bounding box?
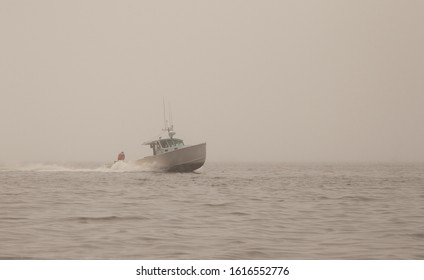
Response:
[145,138,185,155]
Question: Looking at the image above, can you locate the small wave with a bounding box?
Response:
[244,250,271,259]
[338,195,377,202]
[229,211,250,216]
[204,202,232,207]
[0,256,38,260]
[316,195,331,200]
[0,217,26,221]
[69,215,148,223]
[409,233,424,239]
[210,176,228,180]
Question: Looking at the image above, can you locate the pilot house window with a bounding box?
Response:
[160,140,168,148]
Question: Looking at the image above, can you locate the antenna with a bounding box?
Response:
[169,101,173,130]
[162,97,167,130]
[162,98,175,138]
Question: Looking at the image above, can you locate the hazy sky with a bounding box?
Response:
[1,1,423,163]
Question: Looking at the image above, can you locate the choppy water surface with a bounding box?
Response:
[1,162,423,259]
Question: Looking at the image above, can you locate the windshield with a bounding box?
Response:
[159,140,168,148]
[158,138,184,149]
[173,139,184,146]
[166,139,174,147]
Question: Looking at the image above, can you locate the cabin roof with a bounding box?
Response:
[142,138,183,145]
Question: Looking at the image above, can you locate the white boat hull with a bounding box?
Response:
[135,143,206,172]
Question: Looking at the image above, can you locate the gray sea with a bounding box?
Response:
[1,162,423,259]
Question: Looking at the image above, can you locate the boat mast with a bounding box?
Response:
[162,98,175,139]
[169,101,173,131]
[163,97,168,131]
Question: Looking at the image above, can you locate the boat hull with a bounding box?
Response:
[135,143,206,172]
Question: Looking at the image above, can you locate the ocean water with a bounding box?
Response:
[0,162,423,259]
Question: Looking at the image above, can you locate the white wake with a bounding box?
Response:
[0,161,152,172]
